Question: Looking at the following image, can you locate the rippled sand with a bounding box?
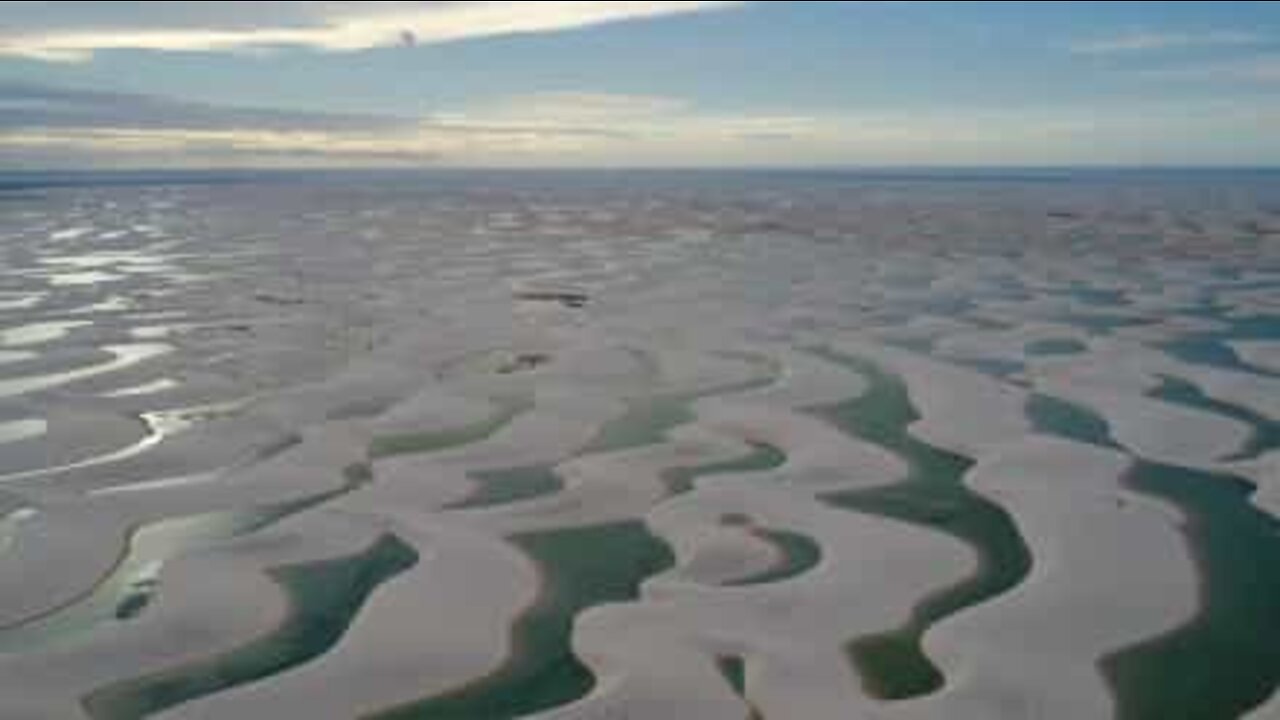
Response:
[0,170,1277,720]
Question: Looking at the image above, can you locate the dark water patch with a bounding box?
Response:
[1028,395,1280,720]
[952,357,1026,381]
[84,535,418,720]
[1161,314,1280,377]
[1222,315,1280,340]
[1042,285,1130,308]
[581,357,776,457]
[1106,461,1280,720]
[580,395,691,456]
[662,441,787,495]
[445,465,564,510]
[113,589,153,621]
[514,291,589,310]
[1148,376,1278,461]
[716,653,762,712]
[1173,301,1230,322]
[495,353,552,376]
[1056,313,1155,334]
[1161,338,1263,377]
[1026,394,1121,450]
[723,529,822,588]
[811,351,1032,701]
[377,522,675,720]
[369,398,529,460]
[1025,338,1089,357]
[344,462,374,485]
[717,655,748,695]
[716,656,764,719]
[1072,287,1129,308]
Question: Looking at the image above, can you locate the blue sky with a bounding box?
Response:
[2,1,1279,168]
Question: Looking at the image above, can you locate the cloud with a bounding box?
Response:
[466,92,692,122]
[0,82,640,166]
[0,82,817,167]
[1069,30,1265,55]
[1140,54,1280,82]
[9,82,1279,169]
[440,92,816,135]
[0,1,749,61]
[0,81,410,132]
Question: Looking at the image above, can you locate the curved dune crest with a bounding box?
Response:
[1249,693,1280,720]
[0,510,386,719]
[828,338,1034,457]
[1232,341,1280,375]
[1044,382,1252,465]
[151,516,538,720]
[811,341,1205,719]
[1230,451,1280,519]
[548,484,975,720]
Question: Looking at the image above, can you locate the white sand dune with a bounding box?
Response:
[819,339,1203,720]
[544,484,974,720]
[1232,341,1280,375]
[0,510,386,719]
[888,436,1196,720]
[153,514,538,720]
[0,174,1273,719]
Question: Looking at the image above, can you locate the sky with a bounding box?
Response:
[2,1,1279,169]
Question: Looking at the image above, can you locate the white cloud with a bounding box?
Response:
[1141,54,1280,82]
[466,92,692,122]
[432,92,824,150]
[1070,30,1265,55]
[7,82,1280,168]
[0,83,823,166]
[0,1,749,61]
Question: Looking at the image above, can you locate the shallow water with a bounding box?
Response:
[662,441,786,495]
[1027,394,1280,720]
[369,398,530,460]
[816,351,1033,701]
[84,535,418,720]
[722,528,823,587]
[377,522,675,720]
[446,464,564,510]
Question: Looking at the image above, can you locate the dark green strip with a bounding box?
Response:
[723,529,822,588]
[1105,461,1280,720]
[1148,376,1278,461]
[580,394,693,456]
[1025,338,1088,357]
[1026,394,1121,450]
[84,535,418,720]
[376,522,675,720]
[812,350,1032,701]
[717,656,747,695]
[446,465,563,510]
[1028,392,1280,719]
[370,399,529,460]
[582,356,778,457]
[662,441,786,496]
[716,656,764,720]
